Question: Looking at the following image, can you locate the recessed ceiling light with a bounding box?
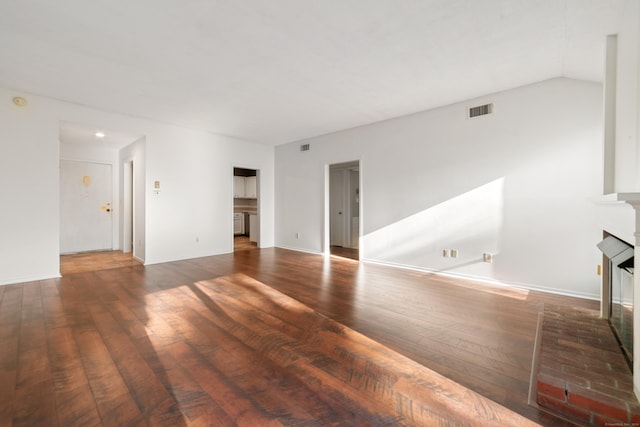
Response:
[95,132,105,138]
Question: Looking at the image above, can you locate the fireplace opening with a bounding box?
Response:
[597,232,634,368]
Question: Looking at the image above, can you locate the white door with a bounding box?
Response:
[60,160,113,254]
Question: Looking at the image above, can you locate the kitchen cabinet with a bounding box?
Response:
[245,176,257,198]
[233,176,246,198]
[233,213,244,234]
[233,176,257,199]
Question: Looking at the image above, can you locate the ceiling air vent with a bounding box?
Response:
[300,143,310,152]
[469,103,493,118]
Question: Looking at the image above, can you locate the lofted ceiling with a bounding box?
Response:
[0,0,632,145]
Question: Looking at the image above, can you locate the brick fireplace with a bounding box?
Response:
[601,192,640,399]
[535,307,640,425]
[533,193,640,424]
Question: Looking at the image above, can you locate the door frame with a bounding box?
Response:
[231,164,261,251]
[324,160,362,257]
[122,159,134,254]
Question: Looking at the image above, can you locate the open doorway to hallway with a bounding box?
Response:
[59,121,143,274]
[328,161,360,261]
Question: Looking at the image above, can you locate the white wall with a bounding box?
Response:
[276,78,604,298]
[0,87,275,285]
[0,91,60,284]
[144,127,275,264]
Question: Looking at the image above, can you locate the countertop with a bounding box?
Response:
[234,208,257,214]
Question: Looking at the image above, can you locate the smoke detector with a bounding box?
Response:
[12,96,27,107]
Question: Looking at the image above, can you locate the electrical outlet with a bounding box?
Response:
[442,249,450,257]
[483,252,493,263]
[450,249,458,258]
[295,232,300,239]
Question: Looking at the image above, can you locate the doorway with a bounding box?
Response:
[233,167,259,252]
[328,161,360,260]
[58,121,146,275]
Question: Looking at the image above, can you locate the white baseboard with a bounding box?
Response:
[270,248,598,301]
[360,258,600,301]
[0,272,61,286]
[275,245,324,256]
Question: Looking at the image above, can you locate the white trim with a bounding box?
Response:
[592,192,640,204]
[0,272,61,286]
[276,246,323,256]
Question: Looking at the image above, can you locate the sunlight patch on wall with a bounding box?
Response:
[363,178,505,270]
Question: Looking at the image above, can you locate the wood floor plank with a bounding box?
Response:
[0,285,22,427]
[141,339,235,426]
[73,321,145,426]
[165,341,286,427]
[97,289,236,426]
[12,282,57,427]
[41,281,103,427]
[163,286,368,425]
[86,303,185,427]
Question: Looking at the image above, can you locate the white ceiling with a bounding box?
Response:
[0,0,631,145]
[59,121,142,150]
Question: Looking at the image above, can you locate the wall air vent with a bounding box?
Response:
[469,103,493,118]
[300,143,310,152]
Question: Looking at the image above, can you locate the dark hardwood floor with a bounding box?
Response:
[329,245,359,261]
[1,248,598,426]
[234,235,258,252]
